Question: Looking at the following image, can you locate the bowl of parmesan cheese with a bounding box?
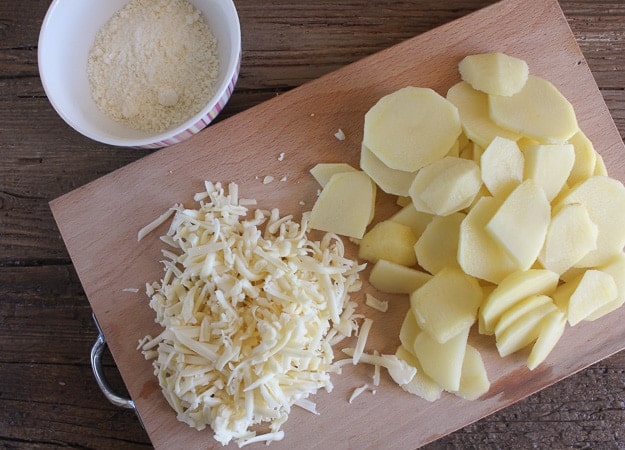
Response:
[38,0,241,149]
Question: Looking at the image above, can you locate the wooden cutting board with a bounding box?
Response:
[50,0,625,448]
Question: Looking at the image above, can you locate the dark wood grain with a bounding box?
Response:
[1,0,625,448]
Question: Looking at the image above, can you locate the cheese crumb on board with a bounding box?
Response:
[334,129,346,141]
[87,0,219,132]
[263,175,274,184]
[348,384,369,403]
[139,181,365,447]
[365,293,388,312]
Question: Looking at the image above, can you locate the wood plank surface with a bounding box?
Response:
[2,0,625,448]
[47,0,625,448]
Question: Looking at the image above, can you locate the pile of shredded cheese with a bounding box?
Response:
[138,182,366,447]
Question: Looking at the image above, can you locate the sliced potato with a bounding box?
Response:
[395,345,443,401]
[309,163,358,187]
[553,269,618,326]
[363,86,461,172]
[458,52,529,97]
[567,130,597,186]
[458,196,521,284]
[410,267,482,344]
[480,136,524,197]
[526,309,567,370]
[454,345,490,400]
[479,269,559,335]
[493,294,553,337]
[489,75,578,142]
[399,309,421,352]
[495,299,557,357]
[369,259,432,294]
[538,203,598,275]
[521,143,575,201]
[309,171,375,239]
[413,326,469,392]
[409,156,482,216]
[485,179,551,270]
[414,213,464,275]
[447,81,521,148]
[358,220,418,266]
[588,253,625,320]
[360,144,417,196]
[388,203,433,237]
[555,176,625,267]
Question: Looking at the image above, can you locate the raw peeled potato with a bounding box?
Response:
[488,75,579,142]
[309,162,358,187]
[458,52,529,97]
[485,179,551,270]
[363,86,462,172]
[309,170,375,239]
[447,81,521,148]
[369,259,431,294]
[480,136,524,197]
[360,144,417,196]
[409,156,482,216]
[358,220,418,266]
[309,51,625,403]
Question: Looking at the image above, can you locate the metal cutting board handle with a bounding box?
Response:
[90,313,136,410]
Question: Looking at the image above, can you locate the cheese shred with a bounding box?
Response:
[139,181,365,447]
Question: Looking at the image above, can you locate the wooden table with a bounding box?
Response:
[2,1,625,448]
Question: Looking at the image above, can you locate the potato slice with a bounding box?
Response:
[485,179,551,270]
[555,176,625,267]
[493,294,553,337]
[413,325,469,392]
[553,269,618,326]
[388,203,433,237]
[495,300,557,357]
[522,143,575,201]
[479,269,559,335]
[489,75,578,142]
[587,253,625,320]
[358,220,418,266]
[309,163,358,187]
[454,345,490,400]
[538,203,598,275]
[414,212,464,274]
[447,81,521,148]
[480,136,524,197]
[567,130,596,186]
[409,156,482,216]
[399,309,421,352]
[410,267,482,344]
[526,309,567,370]
[363,86,462,172]
[369,259,432,294]
[395,345,443,401]
[360,144,417,196]
[594,152,608,176]
[309,171,375,239]
[458,196,521,284]
[458,52,529,97]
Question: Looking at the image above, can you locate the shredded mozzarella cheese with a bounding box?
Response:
[348,384,369,403]
[139,181,365,447]
[365,293,388,312]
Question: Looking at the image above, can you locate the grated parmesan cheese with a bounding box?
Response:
[139,182,365,447]
[87,0,219,132]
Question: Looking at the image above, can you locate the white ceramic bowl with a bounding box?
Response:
[38,0,241,149]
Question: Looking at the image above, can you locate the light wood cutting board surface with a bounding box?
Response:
[50,0,625,448]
